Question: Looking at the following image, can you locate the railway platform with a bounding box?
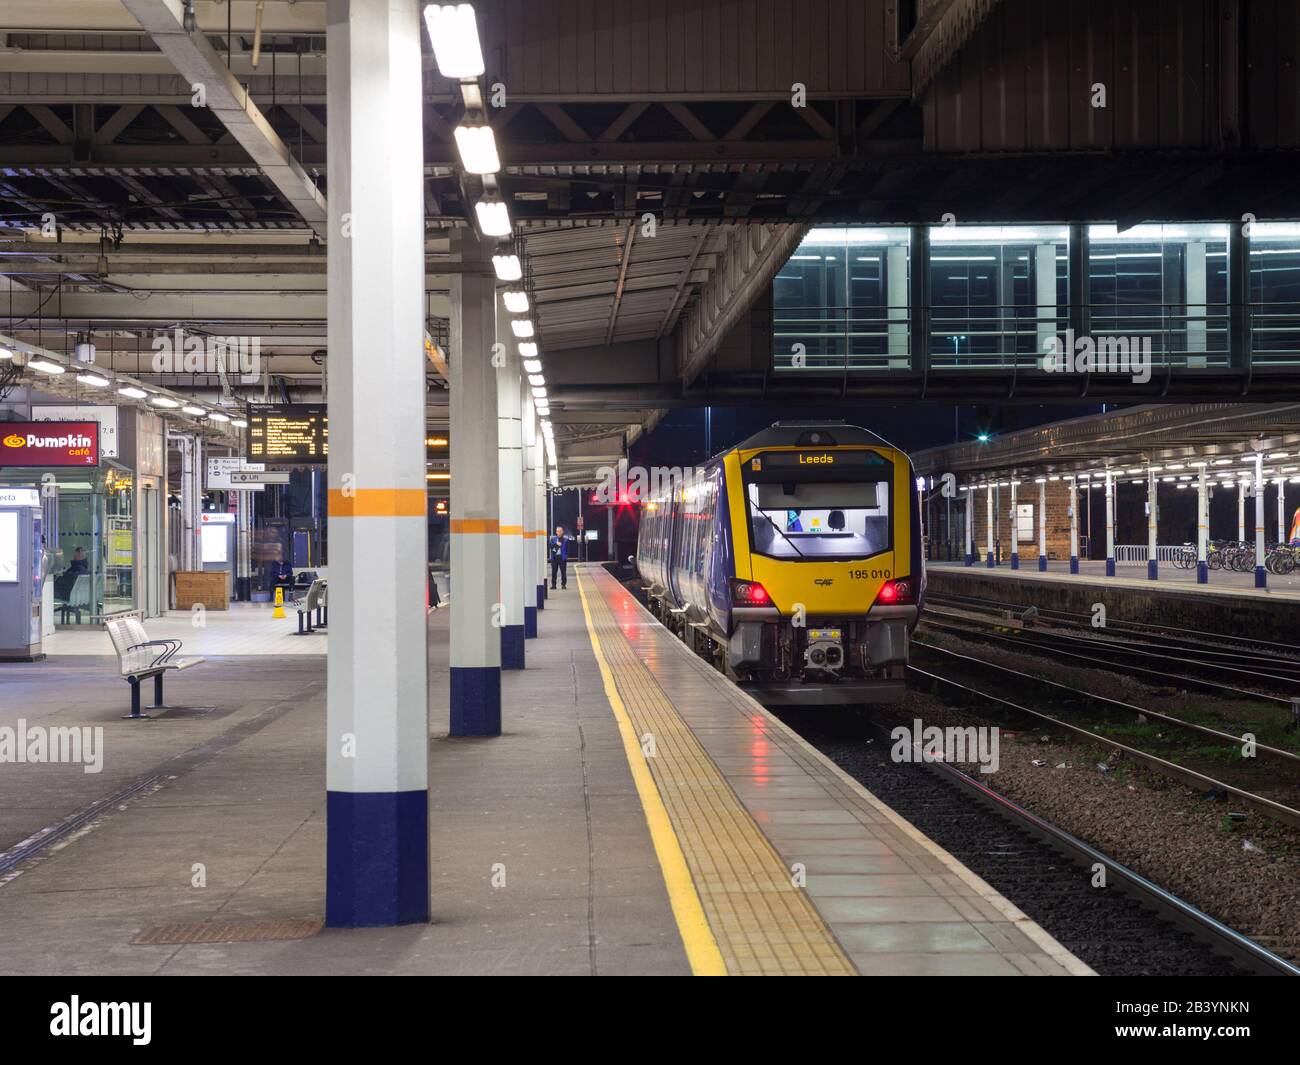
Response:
[0,564,1088,977]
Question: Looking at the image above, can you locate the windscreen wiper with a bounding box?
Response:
[745,494,807,559]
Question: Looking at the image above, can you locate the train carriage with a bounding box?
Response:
[636,422,924,705]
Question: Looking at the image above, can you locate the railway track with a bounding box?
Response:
[906,649,1300,831]
[775,707,1300,976]
[926,589,1300,664]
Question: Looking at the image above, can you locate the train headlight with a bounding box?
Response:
[875,579,913,605]
[731,579,771,605]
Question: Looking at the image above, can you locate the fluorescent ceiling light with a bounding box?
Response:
[532,386,547,399]
[475,199,511,237]
[423,4,484,79]
[0,346,12,360]
[150,396,179,408]
[77,373,110,387]
[230,418,248,428]
[492,254,522,281]
[502,290,529,313]
[523,358,543,374]
[518,341,538,358]
[27,358,65,375]
[454,125,500,174]
[528,373,545,387]
[511,319,534,338]
[118,385,148,398]
[207,412,230,422]
[182,405,206,416]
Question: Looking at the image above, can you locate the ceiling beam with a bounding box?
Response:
[119,0,328,237]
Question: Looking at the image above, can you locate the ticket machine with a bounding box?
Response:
[0,488,45,660]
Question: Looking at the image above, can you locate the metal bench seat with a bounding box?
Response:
[106,617,206,718]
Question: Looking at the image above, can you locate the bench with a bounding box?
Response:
[291,578,327,635]
[105,617,206,719]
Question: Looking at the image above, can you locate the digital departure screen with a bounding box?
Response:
[246,404,328,464]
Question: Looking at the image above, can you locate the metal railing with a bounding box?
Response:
[1114,545,1195,564]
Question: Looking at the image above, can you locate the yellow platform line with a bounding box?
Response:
[577,569,855,976]
[577,573,725,976]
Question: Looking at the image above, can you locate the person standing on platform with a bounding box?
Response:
[549,526,570,590]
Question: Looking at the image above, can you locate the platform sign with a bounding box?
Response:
[207,457,265,489]
[0,421,99,467]
[246,404,328,464]
[33,405,119,459]
[230,470,290,486]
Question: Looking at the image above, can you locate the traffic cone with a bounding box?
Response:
[272,586,286,619]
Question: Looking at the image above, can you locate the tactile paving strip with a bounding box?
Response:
[133,917,323,945]
[579,572,855,976]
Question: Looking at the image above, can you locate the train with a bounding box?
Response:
[635,422,924,705]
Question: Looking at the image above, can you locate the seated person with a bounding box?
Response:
[54,547,89,601]
[270,558,294,595]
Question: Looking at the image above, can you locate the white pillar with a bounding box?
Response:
[963,487,974,565]
[1009,480,1020,568]
[985,484,995,566]
[1186,241,1207,367]
[1035,242,1057,362]
[521,391,538,637]
[1104,469,1115,576]
[886,243,908,367]
[1037,478,1047,571]
[1277,477,1287,544]
[1146,467,1158,580]
[1254,453,1267,588]
[1069,476,1079,573]
[325,0,428,928]
[497,296,525,668]
[534,417,547,609]
[1196,464,1209,583]
[1238,480,1246,541]
[449,226,502,731]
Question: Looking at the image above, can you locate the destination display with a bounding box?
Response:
[246,404,328,464]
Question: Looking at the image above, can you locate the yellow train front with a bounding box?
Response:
[636,422,924,706]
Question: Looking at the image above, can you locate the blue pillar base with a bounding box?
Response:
[1010,553,1019,570]
[985,552,995,568]
[1196,561,1208,583]
[537,583,546,610]
[524,605,537,638]
[450,666,502,736]
[326,790,428,927]
[501,624,525,669]
[1038,555,1047,572]
[542,582,549,602]
[963,552,974,567]
[1255,565,1267,589]
[1105,558,1115,576]
[1147,559,1158,580]
[1069,556,1079,574]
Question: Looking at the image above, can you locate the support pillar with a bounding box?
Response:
[1254,453,1267,588]
[522,392,538,638]
[1037,478,1047,571]
[534,424,547,610]
[1196,464,1209,584]
[963,487,974,565]
[1069,476,1080,574]
[1009,480,1019,568]
[325,0,428,928]
[1238,477,1246,541]
[449,228,502,732]
[1104,469,1115,576]
[1146,467,1159,580]
[497,296,526,668]
[985,484,995,567]
[1277,477,1287,545]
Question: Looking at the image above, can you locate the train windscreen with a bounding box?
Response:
[742,450,893,561]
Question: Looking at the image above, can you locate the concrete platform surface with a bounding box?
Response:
[0,563,1090,976]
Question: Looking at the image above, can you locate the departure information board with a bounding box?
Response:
[246,404,328,464]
